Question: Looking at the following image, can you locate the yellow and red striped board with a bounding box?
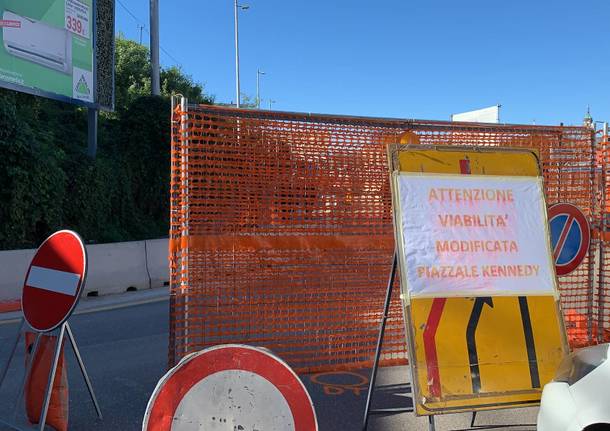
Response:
[388,145,568,415]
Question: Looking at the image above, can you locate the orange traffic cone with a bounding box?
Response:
[24,331,69,431]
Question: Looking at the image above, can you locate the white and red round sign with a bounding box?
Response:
[22,230,87,332]
[142,344,318,431]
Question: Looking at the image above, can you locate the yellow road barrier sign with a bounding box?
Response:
[388,145,568,415]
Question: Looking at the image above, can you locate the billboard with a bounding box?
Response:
[0,0,97,107]
[451,105,500,123]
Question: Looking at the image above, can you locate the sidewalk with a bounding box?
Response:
[0,287,169,324]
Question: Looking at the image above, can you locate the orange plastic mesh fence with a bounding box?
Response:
[596,137,610,347]
[169,104,607,372]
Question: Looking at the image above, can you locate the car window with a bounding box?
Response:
[555,344,608,385]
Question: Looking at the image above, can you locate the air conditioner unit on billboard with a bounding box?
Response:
[2,11,72,75]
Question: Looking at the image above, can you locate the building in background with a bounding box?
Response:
[451,105,501,123]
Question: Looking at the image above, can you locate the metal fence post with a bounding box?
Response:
[587,129,597,343]
[598,131,608,343]
[180,96,190,357]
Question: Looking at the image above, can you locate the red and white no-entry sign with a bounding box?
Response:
[142,344,318,431]
[22,230,87,332]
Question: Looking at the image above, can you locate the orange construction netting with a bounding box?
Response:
[169,103,609,372]
[595,135,610,347]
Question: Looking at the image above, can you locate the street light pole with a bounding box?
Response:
[268,99,276,110]
[234,1,249,107]
[234,0,240,107]
[256,68,265,109]
[150,0,160,95]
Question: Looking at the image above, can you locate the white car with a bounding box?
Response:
[538,343,610,431]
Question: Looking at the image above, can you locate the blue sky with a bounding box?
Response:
[115,0,610,126]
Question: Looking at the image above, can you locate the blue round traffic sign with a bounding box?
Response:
[548,203,590,276]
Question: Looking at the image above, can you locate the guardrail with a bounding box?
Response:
[0,238,169,312]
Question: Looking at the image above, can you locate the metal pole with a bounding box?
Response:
[180,96,190,356]
[38,324,66,431]
[0,319,24,390]
[587,128,597,343]
[428,415,436,431]
[362,252,397,431]
[256,69,265,109]
[87,108,98,158]
[600,125,609,343]
[65,322,102,419]
[234,0,240,108]
[149,0,160,96]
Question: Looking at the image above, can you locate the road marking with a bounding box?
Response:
[518,296,540,388]
[466,297,493,393]
[423,298,446,398]
[309,371,368,396]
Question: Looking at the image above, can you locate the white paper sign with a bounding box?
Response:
[397,173,556,298]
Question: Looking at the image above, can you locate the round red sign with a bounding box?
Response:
[22,230,87,332]
[548,203,590,276]
[142,344,318,431]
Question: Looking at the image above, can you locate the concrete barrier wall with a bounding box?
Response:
[0,238,169,303]
[145,238,170,289]
[0,248,36,304]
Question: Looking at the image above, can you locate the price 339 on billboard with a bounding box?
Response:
[65,0,89,39]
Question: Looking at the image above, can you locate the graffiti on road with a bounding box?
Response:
[310,371,369,396]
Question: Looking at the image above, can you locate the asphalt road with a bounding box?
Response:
[0,297,538,430]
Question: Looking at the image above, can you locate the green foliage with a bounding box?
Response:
[117,96,171,239]
[114,36,151,110]
[0,92,67,248]
[114,37,213,110]
[161,66,211,104]
[239,93,258,108]
[0,36,213,249]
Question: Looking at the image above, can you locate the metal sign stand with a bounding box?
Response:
[362,253,419,428]
[362,253,439,430]
[0,320,102,430]
[360,255,537,431]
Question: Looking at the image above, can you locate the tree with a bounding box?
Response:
[114,36,213,110]
[114,35,151,110]
[161,66,212,104]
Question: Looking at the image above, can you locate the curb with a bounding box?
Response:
[0,300,20,313]
[0,288,169,325]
